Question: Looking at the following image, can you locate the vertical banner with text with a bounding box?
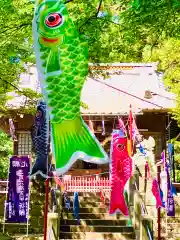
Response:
[6,156,30,223]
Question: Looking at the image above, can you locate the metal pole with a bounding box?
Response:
[157,165,161,240]
[44,178,49,240]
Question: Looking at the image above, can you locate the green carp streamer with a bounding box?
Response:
[32,0,109,175]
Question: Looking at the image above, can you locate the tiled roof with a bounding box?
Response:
[7,63,175,114]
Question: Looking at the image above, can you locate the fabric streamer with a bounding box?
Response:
[160,152,168,206]
[8,118,17,141]
[102,120,105,136]
[168,143,174,171]
[128,115,140,143]
[63,191,71,210]
[54,175,65,192]
[166,161,175,216]
[88,120,95,134]
[51,188,58,211]
[32,0,108,176]
[31,101,49,177]
[73,192,80,224]
[118,118,127,135]
[151,179,163,209]
[109,128,132,216]
[139,144,163,209]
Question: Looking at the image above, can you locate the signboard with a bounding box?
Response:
[6,156,30,223]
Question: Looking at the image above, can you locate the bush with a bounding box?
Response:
[0,130,13,179]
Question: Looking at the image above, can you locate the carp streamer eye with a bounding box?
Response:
[45,13,63,28]
[117,144,125,152]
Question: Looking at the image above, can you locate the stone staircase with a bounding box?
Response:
[60,192,136,240]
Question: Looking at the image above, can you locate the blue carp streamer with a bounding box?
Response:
[31,100,49,176]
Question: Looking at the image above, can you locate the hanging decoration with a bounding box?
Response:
[88,120,95,134]
[8,118,17,141]
[168,143,175,182]
[161,151,175,216]
[118,118,127,134]
[32,0,108,176]
[109,121,132,216]
[151,179,163,209]
[160,151,167,207]
[31,101,49,177]
[102,119,105,136]
[138,144,163,209]
[73,192,80,224]
[167,143,174,171]
[63,191,71,210]
[54,175,65,192]
[131,116,141,143]
[166,163,175,216]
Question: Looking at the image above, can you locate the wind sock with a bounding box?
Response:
[109,128,132,216]
[73,192,80,224]
[31,101,49,177]
[32,0,108,176]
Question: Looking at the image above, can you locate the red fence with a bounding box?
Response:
[0,176,111,194]
[62,176,111,193]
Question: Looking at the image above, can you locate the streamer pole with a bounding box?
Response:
[157,165,161,240]
[44,177,49,240]
[129,104,133,156]
[127,104,133,227]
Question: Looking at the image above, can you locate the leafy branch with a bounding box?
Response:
[79,0,103,33]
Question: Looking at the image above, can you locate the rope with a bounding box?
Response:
[91,77,164,108]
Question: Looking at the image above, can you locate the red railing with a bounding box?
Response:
[62,176,111,193]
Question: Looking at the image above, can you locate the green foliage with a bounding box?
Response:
[0,0,38,115]
[143,38,180,124]
[0,0,180,119]
[0,130,13,179]
[169,139,180,182]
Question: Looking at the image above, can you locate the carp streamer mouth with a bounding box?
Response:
[42,37,58,43]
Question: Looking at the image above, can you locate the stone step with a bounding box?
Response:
[60,219,128,226]
[62,212,128,220]
[60,225,134,233]
[62,207,108,214]
[68,195,110,203]
[60,232,136,240]
[64,201,107,208]
[67,192,108,198]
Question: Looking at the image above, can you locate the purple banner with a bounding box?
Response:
[166,161,175,216]
[6,156,30,223]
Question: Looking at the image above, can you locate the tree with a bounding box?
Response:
[1,0,180,119]
[142,39,180,123]
[0,130,13,179]
[0,0,40,115]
